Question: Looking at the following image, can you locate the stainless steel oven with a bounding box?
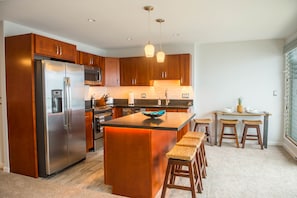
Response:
[93,106,112,150]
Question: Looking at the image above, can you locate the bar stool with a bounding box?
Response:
[161,145,201,198]
[193,118,212,143]
[219,119,240,148]
[176,137,206,181]
[183,131,208,170]
[241,120,264,149]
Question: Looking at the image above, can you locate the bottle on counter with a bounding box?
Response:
[158,98,161,106]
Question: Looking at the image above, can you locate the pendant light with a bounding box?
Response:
[144,6,155,58]
[156,18,165,63]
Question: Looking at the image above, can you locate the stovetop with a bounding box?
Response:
[93,105,112,113]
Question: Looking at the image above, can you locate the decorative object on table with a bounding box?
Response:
[223,107,233,113]
[142,110,165,119]
[237,97,244,113]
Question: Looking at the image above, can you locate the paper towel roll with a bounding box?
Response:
[128,92,134,106]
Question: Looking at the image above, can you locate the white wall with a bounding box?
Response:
[195,40,285,145]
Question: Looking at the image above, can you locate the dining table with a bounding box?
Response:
[213,111,271,148]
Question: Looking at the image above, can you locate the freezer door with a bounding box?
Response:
[65,63,86,165]
[43,60,69,175]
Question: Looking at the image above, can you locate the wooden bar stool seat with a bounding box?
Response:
[177,137,206,180]
[241,120,264,149]
[219,119,240,148]
[161,145,201,198]
[193,118,212,143]
[183,131,208,168]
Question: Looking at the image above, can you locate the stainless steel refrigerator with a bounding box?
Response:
[35,60,86,177]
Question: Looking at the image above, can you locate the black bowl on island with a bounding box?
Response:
[142,110,166,119]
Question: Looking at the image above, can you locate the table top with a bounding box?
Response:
[214,111,271,116]
[101,112,195,131]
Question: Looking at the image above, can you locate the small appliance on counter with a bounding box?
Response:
[128,92,134,106]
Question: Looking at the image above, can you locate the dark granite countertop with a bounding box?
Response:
[101,112,195,131]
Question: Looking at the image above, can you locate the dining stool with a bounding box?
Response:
[161,145,201,198]
[177,137,206,180]
[241,120,264,149]
[183,131,208,168]
[193,118,212,143]
[219,119,240,148]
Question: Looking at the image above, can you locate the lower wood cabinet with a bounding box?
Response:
[85,111,93,151]
[146,107,189,112]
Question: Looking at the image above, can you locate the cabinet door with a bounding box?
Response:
[165,55,180,80]
[78,51,100,67]
[180,54,191,86]
[134,57,151,86]
[105,57,120,86]
[150,54,180,80]
[34,34,76,62]
[120,58,135,86]
[85,111,93,151]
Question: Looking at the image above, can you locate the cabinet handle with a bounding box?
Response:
[180,77,183,84]
[164,72,167,78]
[161,72,164,78]
[56,46,59,55]
[134,79,136,85]
[59,46,62,55]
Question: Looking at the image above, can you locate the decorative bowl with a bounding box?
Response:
[142,110,166,119]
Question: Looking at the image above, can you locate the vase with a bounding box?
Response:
[237,105,244,113]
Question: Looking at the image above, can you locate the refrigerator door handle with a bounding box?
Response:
[67,78,72,130]
[63,77,69,129]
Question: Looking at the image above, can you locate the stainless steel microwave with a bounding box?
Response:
[84,65,103,86]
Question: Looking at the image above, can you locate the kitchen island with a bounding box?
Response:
[101,112,195,198]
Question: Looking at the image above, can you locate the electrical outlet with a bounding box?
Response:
[182,93,189,98]
[141,93,147,98]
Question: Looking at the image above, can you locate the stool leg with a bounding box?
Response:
[242,125,248,148]
[193,123,198,132]
[219,125,225,146]
[205,126,210,143]
[233,126,239,148]
[161,160,173,198]
[188,161,197,198]
[194,150,203,193]
[256,125,264,150]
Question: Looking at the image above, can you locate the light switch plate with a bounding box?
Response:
[182,93,189,98]
[141,93,147,98]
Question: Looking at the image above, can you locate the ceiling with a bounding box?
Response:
[1,0,297,50]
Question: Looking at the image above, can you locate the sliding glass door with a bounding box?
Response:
[285,47,297,145]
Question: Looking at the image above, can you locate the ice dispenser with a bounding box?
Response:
[52,89,62,113]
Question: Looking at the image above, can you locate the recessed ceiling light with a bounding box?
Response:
[126,37,133,41]
[172,33,181,37]
[88,18,96,22]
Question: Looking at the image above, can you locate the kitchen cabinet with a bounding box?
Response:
[150,54,191,85]
[85,111,94,151]
[120,57,151,86]
[5,33,77,178]
[112,107,123,119]
[78,51,100,67]
[34,34,77,62]
[105,57,120,86]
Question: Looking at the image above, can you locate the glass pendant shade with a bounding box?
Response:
[144,42,155,57]
[156,51,165,63]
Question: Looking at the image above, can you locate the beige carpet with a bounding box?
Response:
[1,144,297,198]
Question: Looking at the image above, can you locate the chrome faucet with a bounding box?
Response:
[165,89,170,106]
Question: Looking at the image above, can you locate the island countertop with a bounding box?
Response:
[101,112,195,131]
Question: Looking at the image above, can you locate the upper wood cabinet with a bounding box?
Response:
[150,54,180,80]
[34,34,77,62]
[150,54,191,85]
[105,57,120,86]
[120,57,151,86]
[78,51,100,67]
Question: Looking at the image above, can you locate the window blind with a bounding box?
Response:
[284,47,297,144]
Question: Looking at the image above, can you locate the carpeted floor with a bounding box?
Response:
[1,144,297,198]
